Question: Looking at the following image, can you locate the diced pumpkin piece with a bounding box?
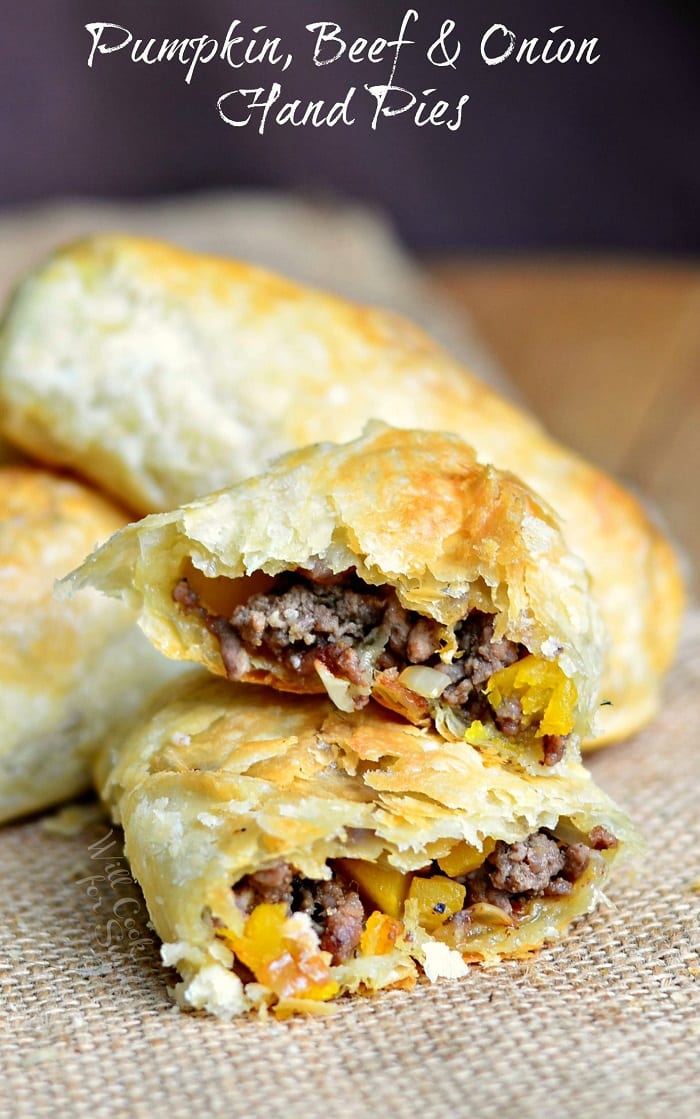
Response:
[437,838,496,877]
[407,876,467,932]
[359,911,404,956]
[462,719,504,749]
[218,903,339,1002]
[337,859,411,918]
[539,675,578,738]
[182,560,277,617]
[485,654,577,738]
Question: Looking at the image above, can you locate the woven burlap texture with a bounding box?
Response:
[1,610,698,1119]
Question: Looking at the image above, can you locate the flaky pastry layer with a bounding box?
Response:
[97,674,638,1019]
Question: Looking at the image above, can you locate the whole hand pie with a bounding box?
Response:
[96,673,637,1019]
[65,425,605,772]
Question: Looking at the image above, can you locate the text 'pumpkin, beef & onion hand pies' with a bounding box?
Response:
[0,235,683,747]
[0,466,182,823]
[95,673,638,1020]
[64,425,604,773]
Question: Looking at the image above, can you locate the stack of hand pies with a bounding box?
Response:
[0,237,684,1018]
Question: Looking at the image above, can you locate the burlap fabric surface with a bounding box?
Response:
[0,610,697,1119]
[0,196,698,1116]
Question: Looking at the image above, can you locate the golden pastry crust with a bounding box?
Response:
[0,235,684,744]
[65,425,604,769]
[0,467,181,823]
[98,673,637,1020]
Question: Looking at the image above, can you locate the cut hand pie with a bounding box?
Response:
[0,234,684,746]
[65,425,605,772]
[96,673,638,1020]
[0,466,183,823]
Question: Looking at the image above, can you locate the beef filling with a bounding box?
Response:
[231,828,609,966]
[173,569,530,736]
[449,830,600,920]
[233,861,365,965]
[295,879,366,965]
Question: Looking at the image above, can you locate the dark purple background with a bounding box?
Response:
[2,1,698,252]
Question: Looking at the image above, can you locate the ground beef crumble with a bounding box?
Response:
[453,831,593,919]
[588,825,619,851]
[541,734,568,767]
[295,878,366,964]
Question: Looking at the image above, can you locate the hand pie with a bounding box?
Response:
[0,467,181,823]
[96,673,637,1020]
[65,425,606,771]
[0,235,683,746]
